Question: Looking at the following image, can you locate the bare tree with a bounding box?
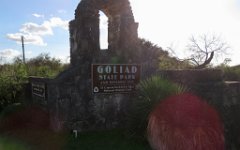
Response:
[186,34,230,69]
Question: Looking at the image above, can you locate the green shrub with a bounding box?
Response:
[0,54,68,112]
[0,103,24,120]
[0,63,27,111]
[26,53,67,78]
[223,66,240,81]
[127,75,187,137]
[0,136,30,150]
[216,64,240,81]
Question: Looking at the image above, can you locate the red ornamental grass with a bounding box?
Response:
[147,93,225,150]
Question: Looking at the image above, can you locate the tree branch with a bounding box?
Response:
[194,51,214,69]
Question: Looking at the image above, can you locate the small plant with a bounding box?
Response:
[127,75,186,137]
[138,75,186,103]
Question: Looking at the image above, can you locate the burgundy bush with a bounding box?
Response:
[147,93,225,150]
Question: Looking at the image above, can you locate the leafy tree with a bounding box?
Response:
[138,39,165,62]
[26,53,68,78]
[137,38,191,70]
[27,53,60,68]
[0,62,27,111]
[216,61,240,81]
[0,53,69,112]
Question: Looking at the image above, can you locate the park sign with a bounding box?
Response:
[92,64,141,94]
[31,82,46,99]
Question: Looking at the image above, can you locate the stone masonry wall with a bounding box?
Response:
[30,67,240,149]
[45,0,139,131]
[158,69,240,149]
[28,1,240,148]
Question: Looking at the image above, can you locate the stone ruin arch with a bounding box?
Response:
[37,0,140,131]
[69,0,138,65]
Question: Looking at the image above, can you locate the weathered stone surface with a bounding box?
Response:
[45,0,139,131]
[28,2,240,148]
[70,0,138,65]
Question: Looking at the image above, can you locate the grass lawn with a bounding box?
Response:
[0,104,151,150]
[0,136,31,150]
[65,129,151,150]
[0,129,151,150]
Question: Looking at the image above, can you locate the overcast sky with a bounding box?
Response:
[1,0,240,66]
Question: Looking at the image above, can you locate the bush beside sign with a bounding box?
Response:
[92,64,141,94]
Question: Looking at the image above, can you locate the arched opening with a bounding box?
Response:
[99,11,108,50]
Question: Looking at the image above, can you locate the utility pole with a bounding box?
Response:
[21,35,26,63]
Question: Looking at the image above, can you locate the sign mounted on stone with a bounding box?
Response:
[92,64,141,94]
[32,83,46,99]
